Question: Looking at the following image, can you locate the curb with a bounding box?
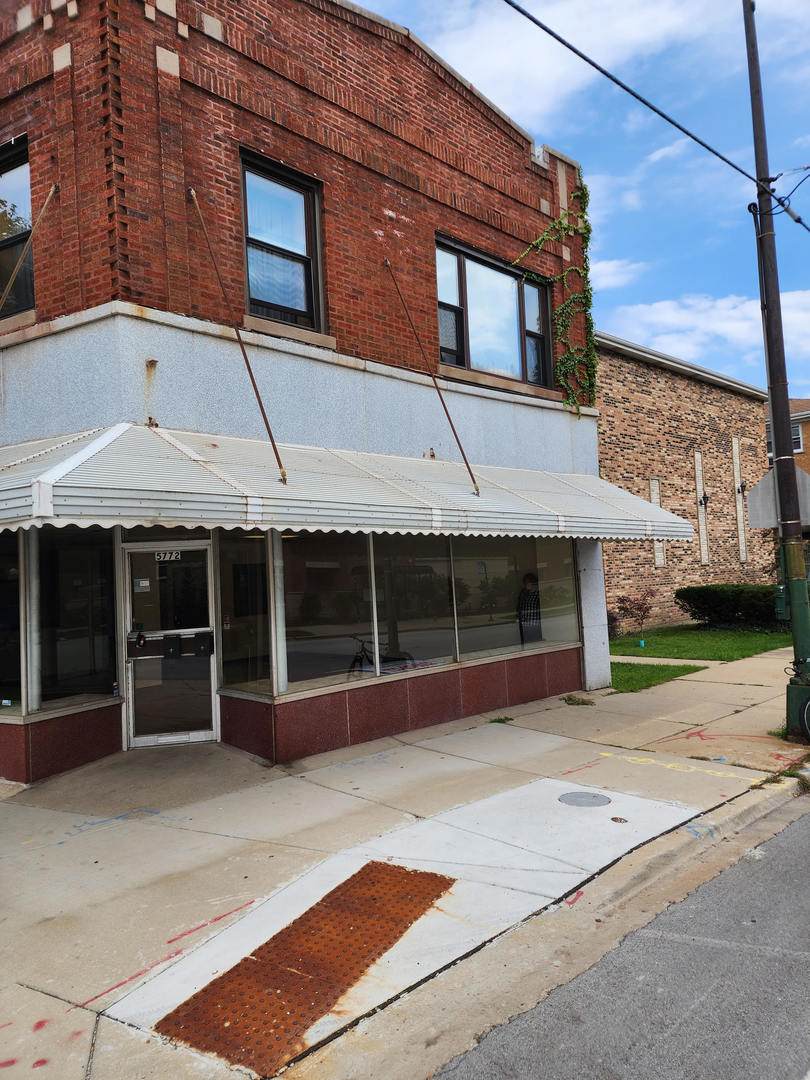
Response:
[596,778,803,913]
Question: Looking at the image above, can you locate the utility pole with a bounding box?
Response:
[742,0,810,735]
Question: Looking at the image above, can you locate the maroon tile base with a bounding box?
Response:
[0,723,27,783]
[0,704,124,784]
[269,648,582,764]
[273,692,348,762]
[220,695,275,762]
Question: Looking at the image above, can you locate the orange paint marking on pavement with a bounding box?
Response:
[563,890,584,906]
[166,900,256,944]
[559,763,598,776]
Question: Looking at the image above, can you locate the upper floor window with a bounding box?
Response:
[436,240,551,388]
[0,136,34,320]
[766,422,802,458]
[242,155,321,329]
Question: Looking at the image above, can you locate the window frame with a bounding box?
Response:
[766,422,802,458]
[436,236,553,389]
[240,151,323,331]
[0,135,34,321]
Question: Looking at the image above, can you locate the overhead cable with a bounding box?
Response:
[500,0,809,234]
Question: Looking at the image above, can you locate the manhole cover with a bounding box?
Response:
[558,791,611,807]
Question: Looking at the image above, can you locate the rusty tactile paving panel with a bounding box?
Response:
[155,860,454,1076]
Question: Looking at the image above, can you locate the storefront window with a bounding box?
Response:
[537,538,579,644]
[218,531,271,694]
[39,526,116,703]
[0,532,21,711]
[283,531,375,690]
[373,534,456,671]
[452,536,579,660]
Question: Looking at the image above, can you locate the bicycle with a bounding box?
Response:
[347,635,414,674]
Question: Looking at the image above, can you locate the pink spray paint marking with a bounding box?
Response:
[564,890,584,906]
[32,1061,49,1069]
[79,949,183,1009]
[0,1062,18,1070]
[166,899,255,944]
[560,763,599,776]
[0,1023,11,1031]
[32,1020,49,1032]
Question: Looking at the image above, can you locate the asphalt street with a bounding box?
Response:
[436,805,810,1080]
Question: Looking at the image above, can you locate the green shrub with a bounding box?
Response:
[674,584,778,628]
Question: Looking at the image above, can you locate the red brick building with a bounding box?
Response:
[596,332,773,631]
[0,0,689,782]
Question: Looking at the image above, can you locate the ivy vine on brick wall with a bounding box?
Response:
[512,173,597,410]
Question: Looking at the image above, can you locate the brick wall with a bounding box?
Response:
[0,0,588,387]
[597,344,775,631]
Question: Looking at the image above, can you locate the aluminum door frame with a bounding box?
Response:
[121,539,219,748]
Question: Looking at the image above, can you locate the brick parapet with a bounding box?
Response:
[0,0,588,385]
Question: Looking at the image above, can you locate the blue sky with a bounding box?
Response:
[363,0,810,397]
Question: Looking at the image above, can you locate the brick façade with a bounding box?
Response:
[596,340,775,631]
[0,0,588,390]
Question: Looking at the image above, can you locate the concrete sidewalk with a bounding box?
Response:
[0,648,807,1079]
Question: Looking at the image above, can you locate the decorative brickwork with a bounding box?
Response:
[597,340,775,631]
[0,0,587,387]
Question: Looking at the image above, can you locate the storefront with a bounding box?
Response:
[0,423,692,782]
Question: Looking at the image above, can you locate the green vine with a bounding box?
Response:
[512,172,597,411]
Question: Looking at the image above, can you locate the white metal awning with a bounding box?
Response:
[0,423,693,541]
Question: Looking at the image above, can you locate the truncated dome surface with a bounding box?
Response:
[155,860,454,1075]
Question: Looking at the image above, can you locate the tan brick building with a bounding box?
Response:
[596,332,774,631]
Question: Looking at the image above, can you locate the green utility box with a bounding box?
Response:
[786,681,810,739]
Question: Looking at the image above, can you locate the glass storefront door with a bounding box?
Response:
[125,544,216,743]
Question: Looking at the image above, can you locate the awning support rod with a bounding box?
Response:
[188,187,287,485]
[0,184,58,319]
[383,258,480,497]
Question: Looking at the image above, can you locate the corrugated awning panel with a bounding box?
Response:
[0,424,694,541]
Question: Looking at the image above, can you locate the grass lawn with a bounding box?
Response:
[609,624,792,661]
[610,661,707,693]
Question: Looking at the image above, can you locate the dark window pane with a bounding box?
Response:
[247,246,308,314]
[39,527,116,702]
[0,239,33,317]
[130,548,210,632]
[436,248,459,305]
[218,531,271,694]
[466,260,521,378]
[526,335,548,386]
[283,532,375,690]
[0,532,21,711]
[374,534,455,671]
[245,171,306,254]
[0,160,31,240]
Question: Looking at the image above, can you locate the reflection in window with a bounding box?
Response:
[0,532,21,710]
[435,242,551,387]
[373,534,456,671]
[39,527,116,703]
[283,532,375,690]
[243,160,320,328]
[218,531,271,694]
[0,136,33,319]
[466,260,521,378]
[452,536,578,659]
[129,549,209,632]
[276,533,579,695]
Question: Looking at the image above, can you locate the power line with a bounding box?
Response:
[500,0,810,234]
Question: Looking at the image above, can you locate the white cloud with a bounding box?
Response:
[590,258,649,290]
[645,138,691,165]
[602,290,810,383]
[793,135,810,149]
